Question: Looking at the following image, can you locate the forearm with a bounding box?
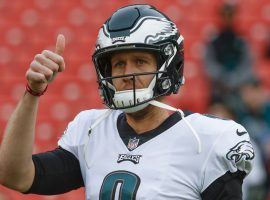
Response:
[0,34,65,192]
[0,92,38,191]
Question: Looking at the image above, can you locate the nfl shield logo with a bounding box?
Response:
[127,137,140,151]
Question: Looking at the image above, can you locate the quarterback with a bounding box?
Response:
[0,4,254,200]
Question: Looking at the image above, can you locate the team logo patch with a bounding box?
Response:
[117,154,142,164]
[226,141,254,163]
[127,137,140,151]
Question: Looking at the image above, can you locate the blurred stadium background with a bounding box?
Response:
[0,0,269,199]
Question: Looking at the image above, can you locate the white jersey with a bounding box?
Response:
[58,109,254,200]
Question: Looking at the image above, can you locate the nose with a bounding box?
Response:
[121,61,136,84]
[123,61,136,75]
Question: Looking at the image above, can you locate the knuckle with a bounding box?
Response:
[29,60,35,67]
[52,64,59,72]
[49,70,54,76]
[46,60,58,72]
[37,73,45,80]
[34,54,43,60]
[29,61,37,69]
[42,50,49,55]
[57,56,64,63]
[46,70,54,77]
[30,60,39,69]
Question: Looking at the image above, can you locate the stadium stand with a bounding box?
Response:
[0,0,269,199]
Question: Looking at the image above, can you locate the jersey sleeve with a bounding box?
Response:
[24,147,84,195]
[201,121,255,193]
[57,110,92,158]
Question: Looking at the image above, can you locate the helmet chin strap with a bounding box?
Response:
[149,100,202,154]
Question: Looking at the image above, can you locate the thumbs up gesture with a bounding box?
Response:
[26,34,66,94]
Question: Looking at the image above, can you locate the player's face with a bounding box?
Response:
[111,51,157,91]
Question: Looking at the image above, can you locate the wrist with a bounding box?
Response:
[25,83,48,97]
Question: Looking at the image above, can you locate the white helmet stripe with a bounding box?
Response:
[178,35,184,44]
[130,16,168,32]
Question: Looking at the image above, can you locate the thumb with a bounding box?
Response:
[55,34,65,56]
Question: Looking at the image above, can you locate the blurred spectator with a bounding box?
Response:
[237,80,270,200]
[204,3,255,103]
[208,100,267,200]
[238,80,270,141]
[207,101,235,120]
[264,31,270,59]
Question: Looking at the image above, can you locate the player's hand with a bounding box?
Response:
[25,34,66,94]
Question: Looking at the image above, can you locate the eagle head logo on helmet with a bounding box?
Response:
[92,4,184,113]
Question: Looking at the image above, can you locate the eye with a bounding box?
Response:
[137,59,146,65]
[113,61,125,68]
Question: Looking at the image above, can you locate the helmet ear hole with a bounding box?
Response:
[163,44,175,56]
[155,76,172,95]
[162,79,171,90]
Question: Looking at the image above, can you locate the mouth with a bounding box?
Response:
[115,88,147,93]
[116,82,144,91]
[117,87,143,91]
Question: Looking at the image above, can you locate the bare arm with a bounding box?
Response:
[0,93,38,192]
[0,34,66,192]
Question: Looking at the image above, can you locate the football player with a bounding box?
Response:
[0,4,254,200]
